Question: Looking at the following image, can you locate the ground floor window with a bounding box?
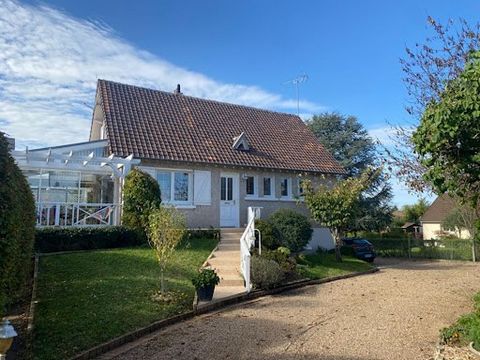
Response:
[280,177,290,197]
[246,176,255,196]
[155,170,192,204]
[263,177,273,196]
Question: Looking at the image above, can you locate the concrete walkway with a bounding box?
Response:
[98,258,480,360]
[202,228,246,302]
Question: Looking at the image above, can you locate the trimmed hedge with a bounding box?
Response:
[35,226,146,253]
[35,227,221,253]
[0,132,36,313]
[185,228,221,241]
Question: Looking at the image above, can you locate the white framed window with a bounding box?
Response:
[280,177,291,198]
[156,171,171,202]
[245,175,256,197]
[151,169,192,204]
[263,177,274,197]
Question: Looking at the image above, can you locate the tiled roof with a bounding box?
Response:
[421,195,457,223]
[97,79,345,174]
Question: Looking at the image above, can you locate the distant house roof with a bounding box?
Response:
[421,195,457,223]
[401,222,419,229]
[94,79,345,174]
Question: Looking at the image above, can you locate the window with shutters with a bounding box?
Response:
[142,168,193,204]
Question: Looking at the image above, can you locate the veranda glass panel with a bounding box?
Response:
[38,170,80,203]
[80,173,114,203]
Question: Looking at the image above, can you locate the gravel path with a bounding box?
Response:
[98,258,480,360]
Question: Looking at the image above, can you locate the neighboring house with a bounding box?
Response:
[13,79,345,248]
[421,195,471,240]
[401,222,422,238]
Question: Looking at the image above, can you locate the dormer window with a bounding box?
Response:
[232,132,250,151]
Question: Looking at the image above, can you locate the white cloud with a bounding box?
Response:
[367,126,398,146]
[0,0,324,149]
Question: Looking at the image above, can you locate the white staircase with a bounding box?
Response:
[205,228,246,299]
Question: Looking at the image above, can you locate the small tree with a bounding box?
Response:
[402,198,430,224]
[122,168,161,232]
[147,206,186,294]
[304,171,374,261]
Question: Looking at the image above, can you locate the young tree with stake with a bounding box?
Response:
[304,170,375,261]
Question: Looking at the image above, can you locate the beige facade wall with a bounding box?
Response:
[136,159,334,228]
[422,222,471,240]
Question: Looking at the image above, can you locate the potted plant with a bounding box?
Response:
[192,268,220,301]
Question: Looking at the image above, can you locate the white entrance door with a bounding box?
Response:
[219,173,239,227]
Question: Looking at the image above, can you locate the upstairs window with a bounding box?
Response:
[232,132,250,151]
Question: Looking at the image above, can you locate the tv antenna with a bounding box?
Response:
[284,73,308,116]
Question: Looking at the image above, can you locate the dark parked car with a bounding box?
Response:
[342,238,376,262]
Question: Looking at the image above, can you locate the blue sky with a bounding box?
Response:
[2,0,479,206]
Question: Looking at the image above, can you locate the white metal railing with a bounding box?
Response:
[240,206,262,292]
[36,202,118,227]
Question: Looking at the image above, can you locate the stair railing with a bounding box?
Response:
[240,206,262,292]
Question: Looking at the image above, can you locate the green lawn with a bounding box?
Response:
[296,252,374,279]
[33,238,217,360]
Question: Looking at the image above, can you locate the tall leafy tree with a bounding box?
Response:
[307,112,394,231]
[401,198,430,224]
[413,52,480,208]
[385,17,480,192]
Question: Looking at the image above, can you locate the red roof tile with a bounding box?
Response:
[97,80,345,174]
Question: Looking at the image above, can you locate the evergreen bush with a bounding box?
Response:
[250,255,285,289]
[269,209,313,252]
[122,168,161,232]
[0,132,36,313]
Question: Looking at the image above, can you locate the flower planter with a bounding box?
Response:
[196,285,215,301]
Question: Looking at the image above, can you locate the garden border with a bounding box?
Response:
[27,255,40,333]
[70,267,379,360]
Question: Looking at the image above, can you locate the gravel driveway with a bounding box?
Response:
[98,258,480,360]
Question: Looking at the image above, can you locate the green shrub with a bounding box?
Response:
[191,269,220,289]
[35,226,145,253]
[0,132,36,311]
[250,255,285,289]
[269,209,313,252]
[262,248,297,274]
[122,168,161,232]
[255,219,279,250]
[185,228,220,241]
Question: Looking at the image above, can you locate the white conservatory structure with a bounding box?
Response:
[12,140,138,227]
